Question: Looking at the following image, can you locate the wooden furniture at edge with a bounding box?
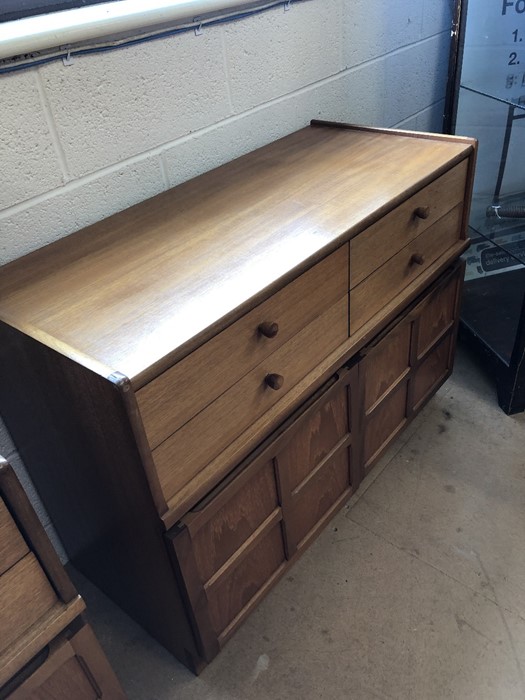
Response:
[0,121,477,674]
[0,456,126,698]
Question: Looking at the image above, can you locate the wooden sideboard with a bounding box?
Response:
[0,457,126,698]
[0,121,476,673]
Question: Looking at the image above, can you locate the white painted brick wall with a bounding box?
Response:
[0,0,454,559]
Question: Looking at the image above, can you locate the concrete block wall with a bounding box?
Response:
[0,0,454,555]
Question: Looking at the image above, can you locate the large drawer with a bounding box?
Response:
[350,204,463,334]
[137,245,349,450]
[350,159,468,289]
[152,296,348,511]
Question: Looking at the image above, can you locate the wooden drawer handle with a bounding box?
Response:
[265,373,284,390]
[410,253,425,266]
[258,321,279,338]
[414,206,430,220]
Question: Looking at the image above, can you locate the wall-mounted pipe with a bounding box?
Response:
[0,0,257,60]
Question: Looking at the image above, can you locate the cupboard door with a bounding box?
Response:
[168,367,359,657]
[168,454,286,654]
[359,262,464,475]
[6,624,126,700]
[275,366,359,555]
[359,317,412,474]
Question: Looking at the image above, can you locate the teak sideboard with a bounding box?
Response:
[0,121,476,673]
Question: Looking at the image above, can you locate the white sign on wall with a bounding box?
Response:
[462,0,525,104]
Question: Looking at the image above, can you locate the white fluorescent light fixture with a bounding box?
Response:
[0,0,251,60]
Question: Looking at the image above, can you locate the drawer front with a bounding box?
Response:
[350,160,468,289]
[153,296,348,509]
[137,245,349,449]
[6,624,127,700]
[0,497,28,577]
[350,204,463,334]
[0,554,58,656]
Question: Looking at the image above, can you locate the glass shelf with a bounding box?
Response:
[453,63,525,412]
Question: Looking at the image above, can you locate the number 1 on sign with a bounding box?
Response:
[513,29,523,42]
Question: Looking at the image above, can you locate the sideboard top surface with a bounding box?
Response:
[0,123,473,386]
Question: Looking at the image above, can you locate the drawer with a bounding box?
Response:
[0,553,58,656]
[350,160,468,289]
[152,296,348,510]
[137,245,349,450]
[350,204,463,334]
[6,624,127,700]
[0,497,28,577]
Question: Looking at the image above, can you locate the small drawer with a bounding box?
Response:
[350,204,463,334]
[0,497,29,577]
[0,553,58,656]
[137,245,349,450]
[152,296,348,511]
[350,160,468,289]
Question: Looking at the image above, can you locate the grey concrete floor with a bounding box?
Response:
[72,344,525,700]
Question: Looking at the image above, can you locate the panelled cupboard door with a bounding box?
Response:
[359,262,464,475]
[275,367,359,556]
[167,366,359,658]
[6,624,127,700]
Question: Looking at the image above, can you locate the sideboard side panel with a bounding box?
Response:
[0,322,202,671]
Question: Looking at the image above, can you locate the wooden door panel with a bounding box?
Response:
[416,273,458,359]
[277,381,349,493]
[190,459,279,585]
[363,382,408,471]
[363,321,411,411]
[286,448,352,550]
[206,523,286,639]
[412,335,454,410]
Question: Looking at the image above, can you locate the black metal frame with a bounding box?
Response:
[446,0,525,414]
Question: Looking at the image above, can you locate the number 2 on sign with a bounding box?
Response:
[509,51,520,64]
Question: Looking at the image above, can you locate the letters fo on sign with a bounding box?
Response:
[502,1,525,14]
